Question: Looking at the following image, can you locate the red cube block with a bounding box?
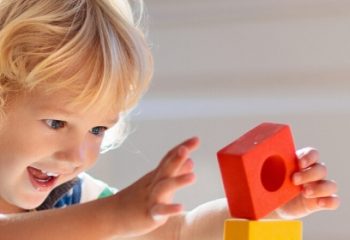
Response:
[217,122,301,220]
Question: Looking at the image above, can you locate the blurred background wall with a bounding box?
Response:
[89,1,350,239]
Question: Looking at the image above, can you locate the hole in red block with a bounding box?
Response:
[261,155,286,192]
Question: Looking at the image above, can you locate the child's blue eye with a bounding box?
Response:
[45,119,66,129]
[90,126,107,136]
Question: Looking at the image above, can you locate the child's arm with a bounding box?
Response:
[145,146,339,240]
[0,197,129,240]
[0,137,200,240]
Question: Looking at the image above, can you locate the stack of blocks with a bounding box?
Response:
[217,123,303,240]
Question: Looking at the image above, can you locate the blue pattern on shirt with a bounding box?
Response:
[54,177,82,208]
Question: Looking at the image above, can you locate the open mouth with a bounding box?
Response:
[27,166,60,191]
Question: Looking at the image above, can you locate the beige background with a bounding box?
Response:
[89,1,350,239]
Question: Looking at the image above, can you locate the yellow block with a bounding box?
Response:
[224,219,302,240]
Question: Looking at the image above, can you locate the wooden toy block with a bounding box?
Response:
[217,122,301,219]
[224,219,302,240]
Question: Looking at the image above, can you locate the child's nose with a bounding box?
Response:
[64,144,87,167]
[54,139,89,168]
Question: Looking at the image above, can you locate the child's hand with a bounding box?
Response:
[111,137,200,237]
[275,147,340,219]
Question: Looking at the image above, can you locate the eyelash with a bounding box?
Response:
[90,126,108,137]
[45,119,65,129]
[44,120,108,137]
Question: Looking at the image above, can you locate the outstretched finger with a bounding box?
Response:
[302,180,338,198]
[293,163,327,185]
[316,195,341,210]
[302,194,340,213]
[156,137,200,178]
[160,137,200,166]
[296,147,320,169]
[152,173,196,203]
[177,158,194,175]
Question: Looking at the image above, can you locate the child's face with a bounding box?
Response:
[0,89,119,213]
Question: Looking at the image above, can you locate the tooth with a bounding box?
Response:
[36,178,50,183]
[46,172,59,177]
[38,169,59,177]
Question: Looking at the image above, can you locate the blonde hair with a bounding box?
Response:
[0,0,153,151]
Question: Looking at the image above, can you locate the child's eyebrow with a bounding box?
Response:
[37,106,74,116]
[105,118,119,126]
[37,106,119,126]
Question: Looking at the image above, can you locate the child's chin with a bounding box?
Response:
[15,193,50,211]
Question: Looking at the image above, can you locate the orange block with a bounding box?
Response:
[217,122,301,220]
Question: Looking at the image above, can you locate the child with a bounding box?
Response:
[0,0,339,239]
